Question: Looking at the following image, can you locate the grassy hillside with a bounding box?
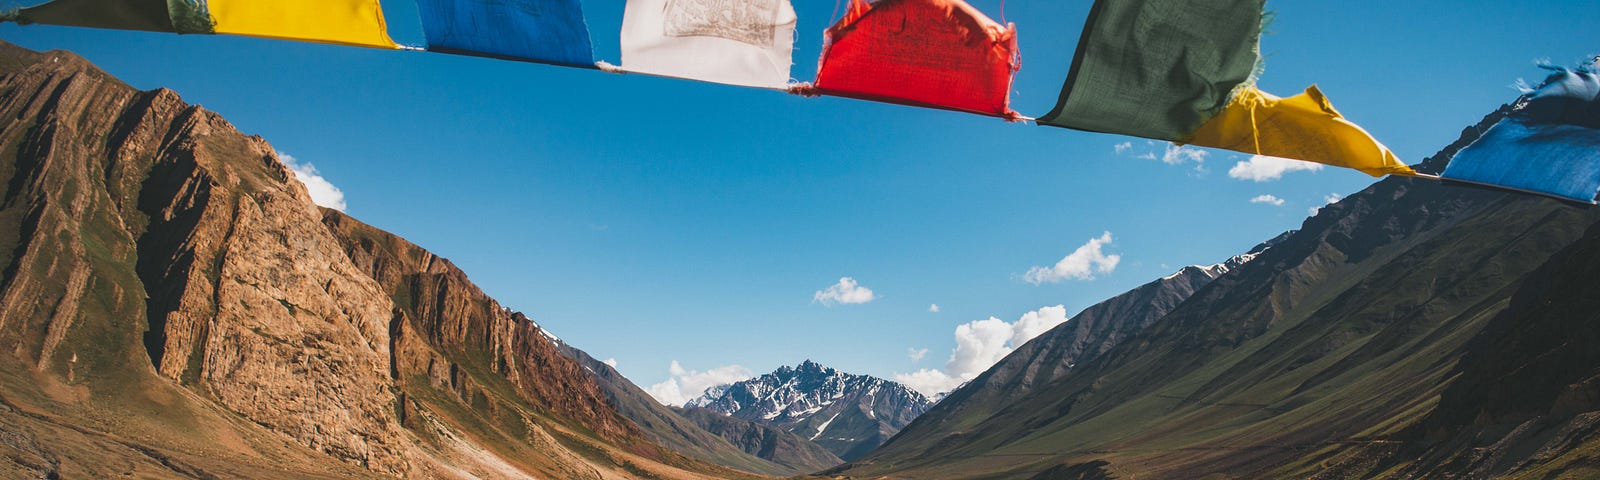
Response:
[836,104,1600,479]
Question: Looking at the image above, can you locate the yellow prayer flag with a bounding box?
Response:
[208,0,398,49]
[1188,85,1415,177]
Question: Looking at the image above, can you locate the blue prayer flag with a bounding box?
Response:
[1445,120,1600,203]
[415,0,595,68]
[1444,67,1600,203]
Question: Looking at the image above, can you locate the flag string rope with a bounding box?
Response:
[1410,173,1598,205]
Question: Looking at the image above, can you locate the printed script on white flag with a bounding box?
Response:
[620,0,797,89]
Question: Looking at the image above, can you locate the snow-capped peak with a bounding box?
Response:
[682,360,933,461]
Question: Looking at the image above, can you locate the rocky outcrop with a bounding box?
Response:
[322,210,636,446]
[0,42,409,474]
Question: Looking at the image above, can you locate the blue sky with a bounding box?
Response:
[3,1,1596,400]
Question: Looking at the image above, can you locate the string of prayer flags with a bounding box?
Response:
[1442,65,1600,203]
[616,0,798,89]
[801,0,1021,120]
[415,0,595,67]
[21,0,1600,207]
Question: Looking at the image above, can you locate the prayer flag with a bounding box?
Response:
[208,0,398,49]
[806,0,1020,119]
[1039,0,1264,140]
[415,0,595,67]
[1188,85,1414,177]
[4,0,210,33]
[1443,67,1600,203]
[618,0,797,89]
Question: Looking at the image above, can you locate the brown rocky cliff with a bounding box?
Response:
[0,43,409,474]
[321,209,642,447]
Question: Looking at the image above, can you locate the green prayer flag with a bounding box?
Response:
[1039,0,1265,141]
[11,0,175,33]
[6,0,212,34]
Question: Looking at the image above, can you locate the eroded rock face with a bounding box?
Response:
[200,192,408,473]
[0,43,409,474]
[321,209,645,449]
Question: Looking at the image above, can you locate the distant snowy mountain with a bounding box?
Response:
[684,360,931,461]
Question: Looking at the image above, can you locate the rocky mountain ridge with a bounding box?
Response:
[834,95,1600,479]
[555,339,845,476]
[687,360,932,461]
[897,232,1290,444]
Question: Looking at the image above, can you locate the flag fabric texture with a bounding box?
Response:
[1443,67,1600,203]
[208,0,398,49]
[1038,0,1408,177]
[1039,0,1264,140]
[3,0,211,33]
[805,0,1020,120]
[1187,85,1415,177]
[415,0,595,67]
[618,0,797,89]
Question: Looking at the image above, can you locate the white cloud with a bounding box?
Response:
[908,348,929,362]
[1250,194,1286,206]
[1023,232,1120,285]
[895,369,964,399]
[1159,144,1207,167]
[894,305,1071,397]
[928,304,941,313]
[1309,193,1345,216]
[1117,141,1206,172]
[603,358,619,368]
[646,361,752,406]
[277,151,347,212]
[813,277,877,306]
[1009,307,1069,347]
[944,317,1015,379]
[1228,155,1324,182]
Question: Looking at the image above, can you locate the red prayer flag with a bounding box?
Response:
[802,0,1021,120]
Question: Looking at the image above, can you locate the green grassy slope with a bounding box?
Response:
[837,105,1600,479]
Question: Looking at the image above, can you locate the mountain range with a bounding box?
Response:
[685,360,932,461]
[555,339,844,475]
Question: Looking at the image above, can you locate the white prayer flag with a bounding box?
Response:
[619,0,797,89]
